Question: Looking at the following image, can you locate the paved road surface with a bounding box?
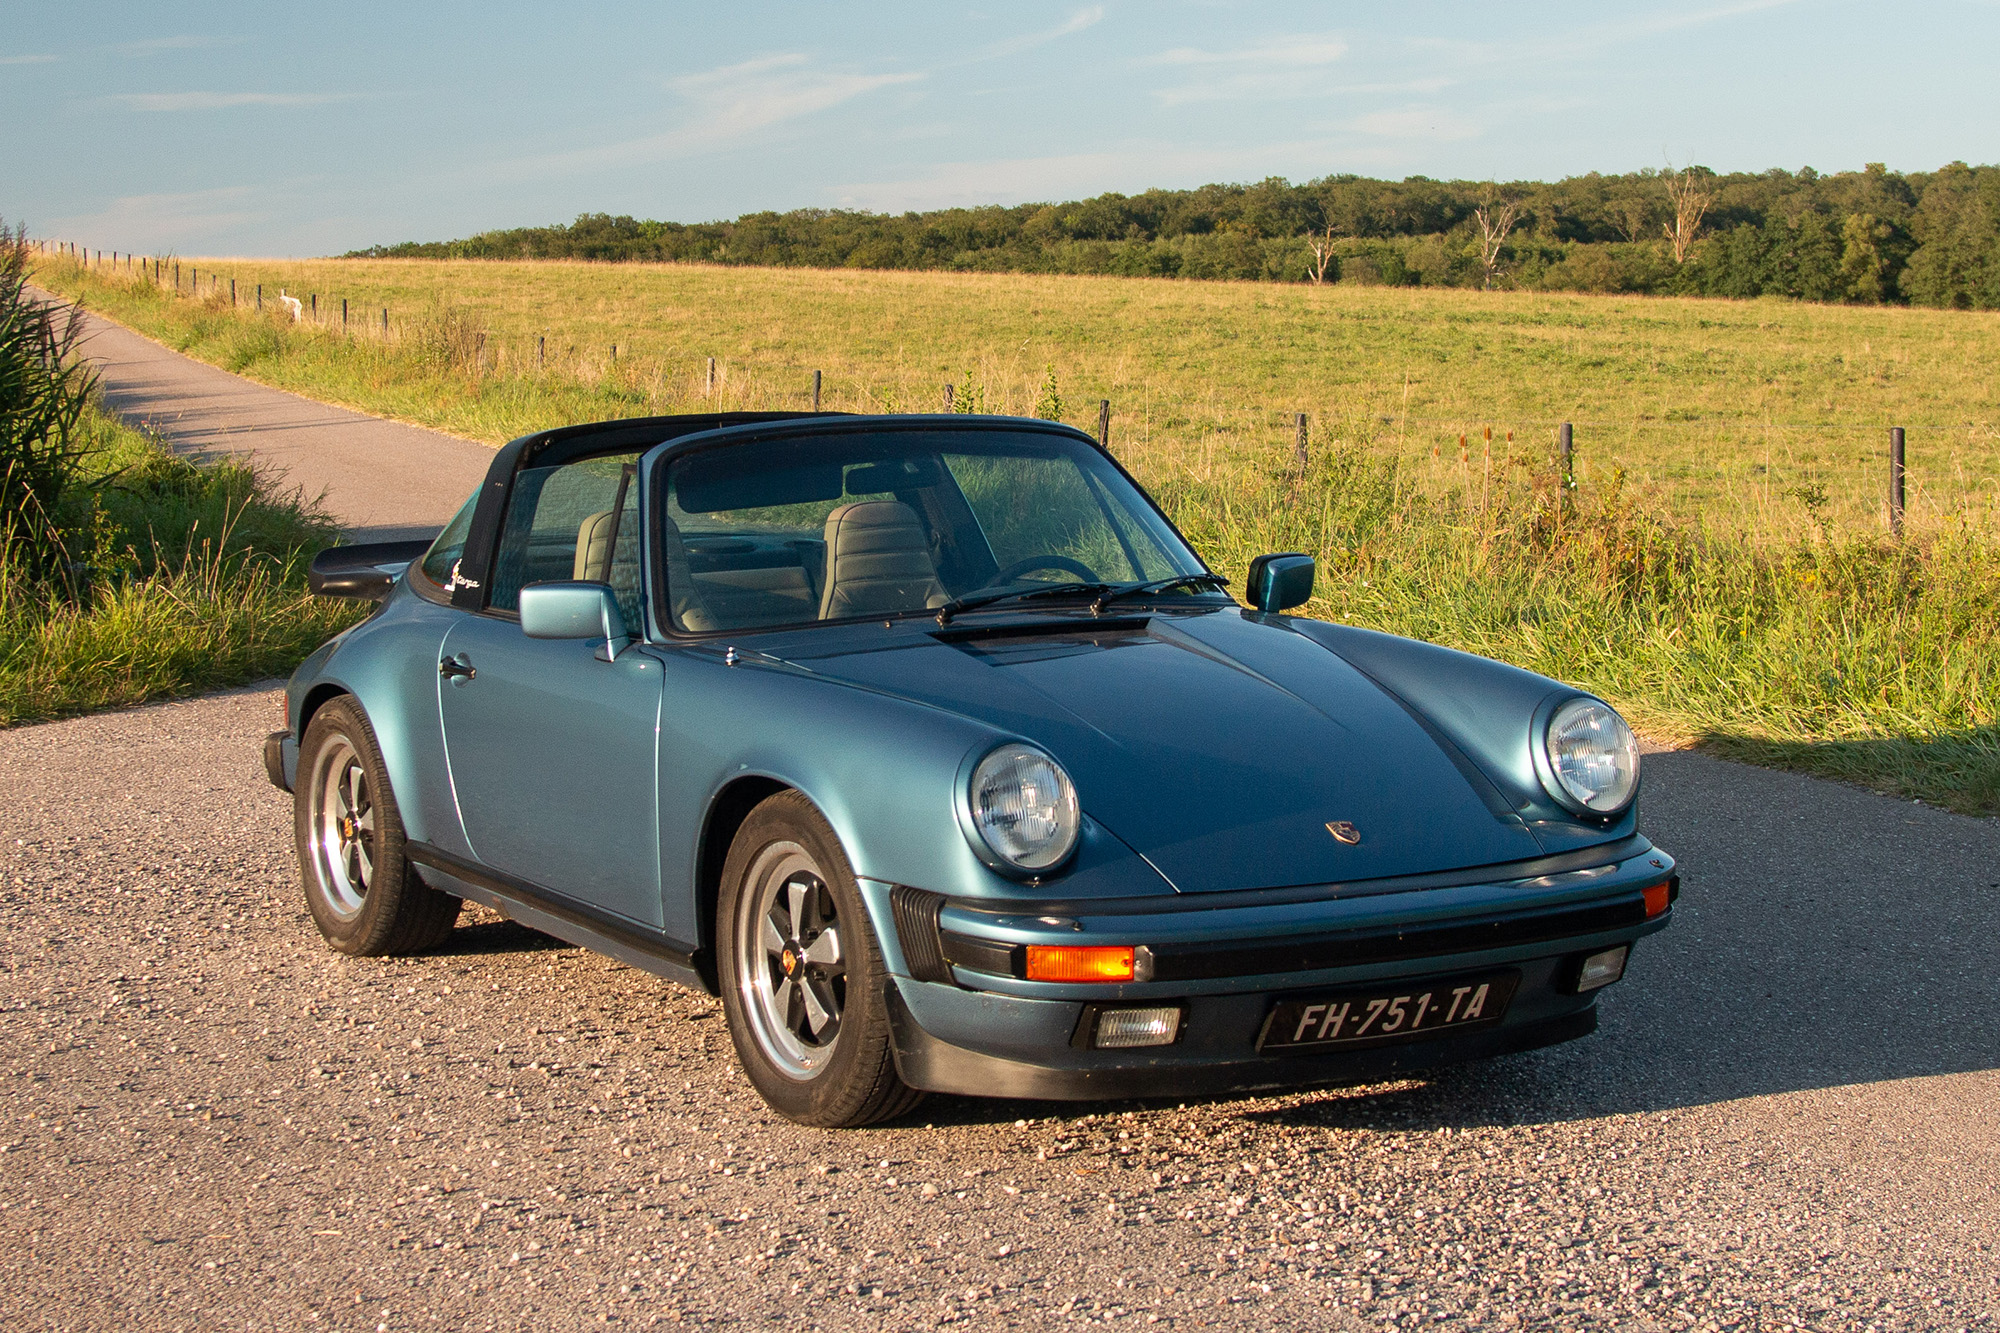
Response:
[66,300,493,541]
[0,309,1993,1331]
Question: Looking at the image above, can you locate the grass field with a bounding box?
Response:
[33,253,2000,813]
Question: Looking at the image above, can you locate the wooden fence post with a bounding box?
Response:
[341,297,348,329]
[1294,413,1309,473]
[381,308,388,337]
[812,370,822,411]
[706,356,716,396]
[1097,399,1110,449]
[1889,426,1906,537]
[537,335,545,369]
[1558,421,1573,488]
[942,383,954,411]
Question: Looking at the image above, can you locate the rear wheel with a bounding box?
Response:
[295,696,459,956]
[718,791,924,1128]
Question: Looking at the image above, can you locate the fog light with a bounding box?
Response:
[1093,1006,1182,1049]
[1026,945,1134,983]
[1574,945,1629,993]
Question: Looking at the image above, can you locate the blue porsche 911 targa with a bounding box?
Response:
[266,412,1675,1127]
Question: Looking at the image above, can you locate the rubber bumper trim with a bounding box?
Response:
[885,983,1596,1101]
[263,730,292,792]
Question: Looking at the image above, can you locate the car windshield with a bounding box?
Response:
[659,428,1212,633]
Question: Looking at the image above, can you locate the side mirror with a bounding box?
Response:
[1245,553,1315,613]
[519,581,631,660]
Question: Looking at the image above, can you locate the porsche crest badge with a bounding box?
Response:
[1325,820,1361,845]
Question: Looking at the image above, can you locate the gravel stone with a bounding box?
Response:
[1,688,1995,1331]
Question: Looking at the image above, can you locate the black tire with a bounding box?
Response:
[294,696,459,956]
[717,790,925,1128]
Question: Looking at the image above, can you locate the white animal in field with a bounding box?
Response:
[278,289,303,322]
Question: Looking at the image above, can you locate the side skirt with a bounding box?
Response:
[405,842,717,995]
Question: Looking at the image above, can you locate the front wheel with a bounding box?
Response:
[295,696,460,956]
[717,791,924,1128]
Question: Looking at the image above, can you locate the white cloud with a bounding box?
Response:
[1146,37,1349,68]
[1350,107,1483,142]
[967,7,1105,62]
[48,187,272,252]
[504,54,922,177]
[119,35,244,56]
[1143,34,1351,105]
[1412,0,1800,67]
[109,91,363,111]
[0,54,56,66]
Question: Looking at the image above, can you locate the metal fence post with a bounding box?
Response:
[1889,427,1906,537]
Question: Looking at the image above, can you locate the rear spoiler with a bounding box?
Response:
[308,540,433,600]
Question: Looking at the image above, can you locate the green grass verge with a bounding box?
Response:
[0,406,363,726]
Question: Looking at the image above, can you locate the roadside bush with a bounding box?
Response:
[0,220,95,593]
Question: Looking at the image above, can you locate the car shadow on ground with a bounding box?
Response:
[909,748,2000,1132]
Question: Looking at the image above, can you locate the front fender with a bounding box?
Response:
[283,580,461,854]
[653,649,1174,947]
[1288,619,1638,853]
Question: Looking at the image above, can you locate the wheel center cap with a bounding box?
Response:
[781,947,798,976]
[339,815,357,842]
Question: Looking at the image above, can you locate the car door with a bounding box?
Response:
[437,450,667,929]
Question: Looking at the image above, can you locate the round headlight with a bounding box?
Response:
[1543,697,1640,814]
[967,743,1080,874]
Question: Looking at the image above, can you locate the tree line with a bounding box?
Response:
[350,162,2000,308]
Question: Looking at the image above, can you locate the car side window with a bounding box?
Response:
[488,451,643,616]
[416,491,479,590]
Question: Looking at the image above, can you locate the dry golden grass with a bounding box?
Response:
[53,253,2000,542]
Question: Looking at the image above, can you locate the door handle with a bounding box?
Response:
[439,655,476,681]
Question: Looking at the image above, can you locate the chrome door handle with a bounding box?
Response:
[439,656,476,680]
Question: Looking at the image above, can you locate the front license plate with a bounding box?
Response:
[1257,972,1520,1054]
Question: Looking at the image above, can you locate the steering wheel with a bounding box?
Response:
[987,555,1101,587]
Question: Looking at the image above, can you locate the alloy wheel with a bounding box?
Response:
[733,840,846,1079]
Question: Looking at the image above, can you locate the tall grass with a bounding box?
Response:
[0,407,361,726]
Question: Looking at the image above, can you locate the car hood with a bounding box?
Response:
[769,609,1545,892]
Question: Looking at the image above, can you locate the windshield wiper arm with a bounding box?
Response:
[934,582,1118,626]
[1089,573,1229,614]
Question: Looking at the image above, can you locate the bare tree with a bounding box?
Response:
[1662,163,1714,264]
[1473,195,1523,290]
[1305,222,1337,284]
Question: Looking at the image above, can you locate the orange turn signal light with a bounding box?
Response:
[1642,881,1672,918]
[1025,945,1135,983]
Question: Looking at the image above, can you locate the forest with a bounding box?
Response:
[350,163,2000,308]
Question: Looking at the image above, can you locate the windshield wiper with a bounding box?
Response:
[934,582,1118,626]
[1088,573,1229,614]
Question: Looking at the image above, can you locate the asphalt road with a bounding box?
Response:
[64,300,493,541]
[0,309,1994,1332]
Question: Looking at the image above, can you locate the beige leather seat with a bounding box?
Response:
[573,509,618,582]
[818,500,946,620]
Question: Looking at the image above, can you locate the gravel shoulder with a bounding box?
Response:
[0,689,1994,1332]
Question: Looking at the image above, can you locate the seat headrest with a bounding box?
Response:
[819,500,945,620]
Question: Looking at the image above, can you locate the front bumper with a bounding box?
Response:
[868,841,1675,1100]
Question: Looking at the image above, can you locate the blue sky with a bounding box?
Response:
[6,1,1997,256]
